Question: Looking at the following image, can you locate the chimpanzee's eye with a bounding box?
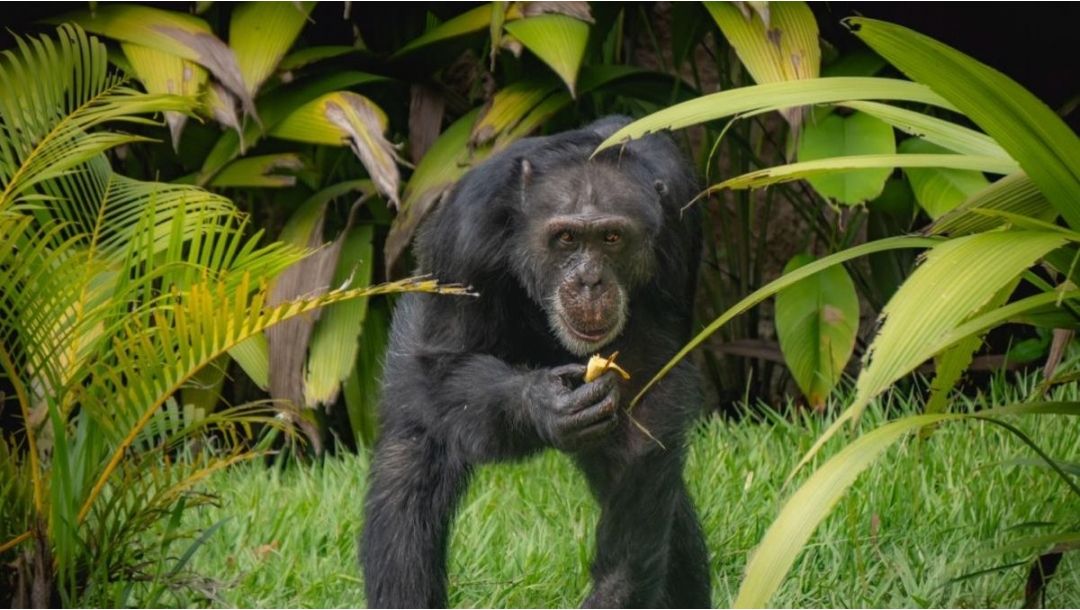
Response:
[558,231,575,244]
[604,232,621,244]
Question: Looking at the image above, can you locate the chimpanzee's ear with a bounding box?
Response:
[653,179,669,198]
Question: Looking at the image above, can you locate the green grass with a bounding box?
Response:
[179,376,1080,607]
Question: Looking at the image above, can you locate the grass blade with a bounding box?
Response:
[735,402,1080,608]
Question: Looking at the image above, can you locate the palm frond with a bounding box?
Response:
[0,24,194,211]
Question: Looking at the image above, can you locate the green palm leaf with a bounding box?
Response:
[929,172,1054,236]
[790,231,1069,482]
[0,25,195,210]
[593,77,954,154]
[504,14,590,95]
[849,18,1080,229]
[229,2,315,97]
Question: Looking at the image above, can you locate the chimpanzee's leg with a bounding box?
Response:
[576,447,683,608]
[361,431,471,608]
[663,480,711,607]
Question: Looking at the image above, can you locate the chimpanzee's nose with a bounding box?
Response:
[576,268,602,288]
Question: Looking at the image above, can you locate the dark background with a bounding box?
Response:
[817,2,1078,124]
[3,2,1077,123]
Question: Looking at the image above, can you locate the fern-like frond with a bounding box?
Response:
[76,275,470,521]
[0,24,195,211]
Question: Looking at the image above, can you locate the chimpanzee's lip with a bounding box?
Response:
[560,313,612,342]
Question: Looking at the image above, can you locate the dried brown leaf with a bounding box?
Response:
[155,24,259,123]
[267,211,338,409]
[409,84,446,164]
[325,96,402,209]
[521,1,595,23]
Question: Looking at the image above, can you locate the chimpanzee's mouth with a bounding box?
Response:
[559,313,613,343]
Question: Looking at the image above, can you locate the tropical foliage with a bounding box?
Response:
[1,1,1076,606]
[0,23,462,605]
[602,15,1080,608]
[31,2,702,451]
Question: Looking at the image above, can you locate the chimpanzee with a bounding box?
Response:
[360,117,709,608]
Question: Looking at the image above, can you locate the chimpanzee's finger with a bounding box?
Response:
[551,363,588,381]
[563,373,616,412]
[559,393,618,433]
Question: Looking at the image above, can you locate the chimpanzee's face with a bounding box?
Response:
[514,160,664,356]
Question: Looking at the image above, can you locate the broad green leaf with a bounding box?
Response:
[840,101,1012,160]
[775,254,859,409]
[229,1,315,97]
[270,92,401,208]
[790,231,1070,481]
[209,153,304,188]
[504,14,590,95]
[471,79,562,146]
[630,236,940,408]
[705,1,819,126]
[854,231,1066,416]
[305,224,376,407]
[929,172,1054,236]
[594,77,955,153]
[120,42,207,148]
[393,4,494,57]
[343,301,390,449]
[734,401,1080,608]
[706,1,819,82]
[849,18,1080,229]
[54,5,256,119]
[796,111,895,204]
[821,48,886,78]
[708,154,1017,195]
[385,108,485,274]
[899,138,990,218]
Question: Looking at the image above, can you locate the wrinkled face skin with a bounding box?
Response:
[515,160,663,356]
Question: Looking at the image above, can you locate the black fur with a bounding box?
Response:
[360,117,709,608]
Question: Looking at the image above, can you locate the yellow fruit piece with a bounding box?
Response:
[584,351,631,383]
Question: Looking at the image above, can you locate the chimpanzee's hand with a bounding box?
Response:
[523,364,620,451]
